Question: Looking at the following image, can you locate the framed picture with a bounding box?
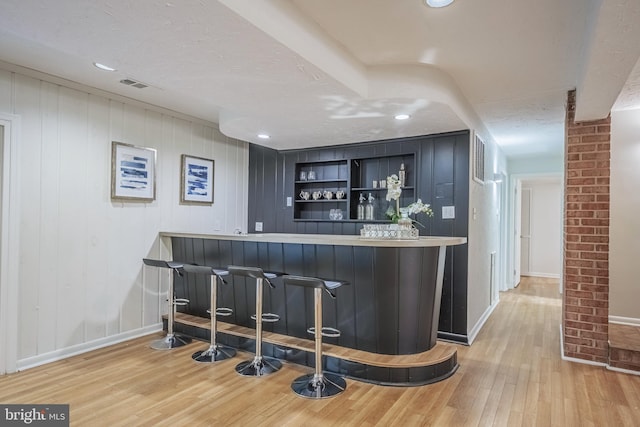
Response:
[473,134,485,184]
[180,154,214,205]
[111,141,156,201]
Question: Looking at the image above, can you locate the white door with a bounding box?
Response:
[513,180,522,287]
[520,187,532,275]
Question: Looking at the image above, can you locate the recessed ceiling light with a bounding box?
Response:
[395,114,411,120]
[257,133,270,139]
[93,62,117,72]
[425,0,454,8]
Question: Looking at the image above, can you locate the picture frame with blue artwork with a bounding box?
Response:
[180,154,214,205]
[111,141,156,201]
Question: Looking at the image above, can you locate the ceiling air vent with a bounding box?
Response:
[119,78,148,89]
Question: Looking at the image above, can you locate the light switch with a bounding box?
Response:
[255,222,263,232]
[442,206,455,219]
[286,196,292,207]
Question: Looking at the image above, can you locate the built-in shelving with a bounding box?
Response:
[349,154,415,221]
[293,154,416,222]
[294,160,349,221]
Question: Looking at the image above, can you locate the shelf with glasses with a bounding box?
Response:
[293,154,416,222]
[295,199,348,203]
[295,179,347,185]
[352,186,415,192]
[294,160,350,221]
[293,219,351,223]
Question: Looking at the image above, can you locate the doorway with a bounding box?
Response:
[0,115,20,375]
[520,187,532,275]
[508,174,563,291]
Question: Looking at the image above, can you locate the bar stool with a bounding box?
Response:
[142,258,192,350]
[227,265,283,377]
[182,264,236,363]
[283,275,348,398]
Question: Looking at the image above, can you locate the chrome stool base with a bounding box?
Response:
[292,373,347,399]
[282,275,349,399]
[192,344,236,363]
[235,355,282,377]
[150,333,192,350]
[143,259,190,351]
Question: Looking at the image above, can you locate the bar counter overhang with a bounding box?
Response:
[159,232,467,386]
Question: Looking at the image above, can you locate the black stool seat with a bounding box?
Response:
[182,264,236,363]
[227,265,283,377]
[142,258,192,350]
[283,275,348,399]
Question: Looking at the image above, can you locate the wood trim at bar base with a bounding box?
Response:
[170,313,459,386]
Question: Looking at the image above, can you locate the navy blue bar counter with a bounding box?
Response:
[160,232,467,385]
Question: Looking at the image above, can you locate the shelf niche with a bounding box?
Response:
[293,154,415,222]
[350,154,415,221]
[294,160,349,221]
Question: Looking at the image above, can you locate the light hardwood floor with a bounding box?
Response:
[1,276,639,426]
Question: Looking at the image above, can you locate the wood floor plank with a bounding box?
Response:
[2,277,640,426]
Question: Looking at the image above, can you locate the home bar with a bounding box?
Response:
[151,131,472,388]
[161,232,466,386]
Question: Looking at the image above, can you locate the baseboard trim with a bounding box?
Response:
[558,324,607,367]
[606,365,640,376]
[467,299,500,345]
[16,324,162,371]
[521,272,561,279]
[609,316,640,326]
[436,331,469,345]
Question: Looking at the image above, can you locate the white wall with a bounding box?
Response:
[610,108,640,322]
[0,67,249,368]
[509,154,564,175]
[521,179,562,278]
[467,132,507,341]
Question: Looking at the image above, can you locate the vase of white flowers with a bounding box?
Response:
[397,208,413,229]
[385,174,403,222]
[385,174,434,227]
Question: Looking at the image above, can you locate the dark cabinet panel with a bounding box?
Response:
[248,131,470,341]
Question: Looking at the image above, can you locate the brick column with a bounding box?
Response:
[563,90,610,363]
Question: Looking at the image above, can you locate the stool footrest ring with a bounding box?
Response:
[214,307,233,316]
[207,307,233,316]
[251,312,280,323]
[173,298,190,307]
[307,326,341,338]
[206,307,233,316]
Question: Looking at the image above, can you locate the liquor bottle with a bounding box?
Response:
[399,163,406,187]
[357,193,365,220]
[365,193,375,220]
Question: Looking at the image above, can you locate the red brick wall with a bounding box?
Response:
[563,89,610,363]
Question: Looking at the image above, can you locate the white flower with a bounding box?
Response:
[407,199,434,217]
[384,175,433,223]
[385,174,402,201]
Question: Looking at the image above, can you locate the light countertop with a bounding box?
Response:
[161,232,467,248]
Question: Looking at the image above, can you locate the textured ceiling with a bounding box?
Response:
[0,0,639,158]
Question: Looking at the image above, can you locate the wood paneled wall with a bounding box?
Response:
[248,132,471,340]
[0,68,249,365]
